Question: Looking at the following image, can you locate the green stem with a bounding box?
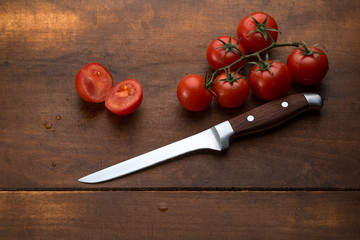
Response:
[255,53,262,62]
[206,41,306,89]
[301,43,312,54]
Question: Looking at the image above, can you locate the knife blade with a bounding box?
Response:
[78,93,322,183]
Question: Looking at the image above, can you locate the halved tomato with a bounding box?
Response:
[75,63,114,103]
[105,79,143,115]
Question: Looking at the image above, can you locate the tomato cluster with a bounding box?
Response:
[75,63,143,115]
[177,12,329,111]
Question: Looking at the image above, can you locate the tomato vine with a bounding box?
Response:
[177,12,328,111]
[205,40,309,89]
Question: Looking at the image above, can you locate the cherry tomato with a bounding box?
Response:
[212,72,249,108]
[75,63,114,103]
[249,60,291,101]
[206,35,246,71]
[287,47,329,85]
[105,79,143,115]
[177,74,212,112]
[237,12,278,54]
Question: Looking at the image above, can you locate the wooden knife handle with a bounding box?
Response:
[229,93,322,137]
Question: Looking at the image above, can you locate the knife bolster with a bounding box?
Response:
[211,121,235,150]
[304,93,323,110]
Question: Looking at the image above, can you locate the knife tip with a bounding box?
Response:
[78,175,108,184]
[78,176,95,184]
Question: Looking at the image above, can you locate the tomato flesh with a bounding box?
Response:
[206,35,246,71]
[177,74,212,112]
[287,47,329,85]
[105,79,143,115]
[249,61,291,101]
[212,72,249,108]
[237,12,278,54]
[75,63,114,103]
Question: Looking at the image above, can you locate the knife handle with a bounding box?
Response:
[229,93,322,137]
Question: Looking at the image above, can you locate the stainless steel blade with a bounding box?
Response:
[78,121,234,183]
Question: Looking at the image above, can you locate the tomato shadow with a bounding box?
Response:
[289,81,326,97]
[77,97,107,119]
[104,104,143,128]
[176,103,214,122]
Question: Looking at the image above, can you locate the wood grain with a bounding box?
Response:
[229,93,316,137]
[1,191,359,240]
[1,0,359,189]
[1,0,359,238]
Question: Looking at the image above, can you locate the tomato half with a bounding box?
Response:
[177,74,212,112]
[287,47,329,85]
[249,60,291,101]
[212,72,249,108]
[105,79,143,115]
[206,35,246,71]
[237,12,278,54]
[75,63,114,103]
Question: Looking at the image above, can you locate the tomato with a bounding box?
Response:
[212,72,249,108]
[75,63,114,103]
[249,60,291,101]
[206,35,246,71]
[287,47,329,85]
[177,74,212,112]
[105,79,143,115]
[237,12,278,54]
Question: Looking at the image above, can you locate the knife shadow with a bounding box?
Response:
[78,147,230,184]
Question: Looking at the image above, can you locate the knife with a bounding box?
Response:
[78,93,322,183]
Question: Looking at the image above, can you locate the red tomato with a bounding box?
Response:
[212,72,249,108]
[287,47,329,85]
[249,60,291,101]
[105,79,143,115]
[75,63,114,103]
[237,12,278,54]
[206,35,246,71]
[177,74,212,112]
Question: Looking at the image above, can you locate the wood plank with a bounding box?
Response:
[0,0,359,188]
[1,191,359,239]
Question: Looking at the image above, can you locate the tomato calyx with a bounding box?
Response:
[249,53,279,76]
[297,42,326,56]
[216,36,245,58]
[216,67,247,84]
[247,15,280,43]
[204,13,328,97]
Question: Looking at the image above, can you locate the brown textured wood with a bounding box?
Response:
[1,0,359,189]
[229,93,313,137]
[1,191,359,240]
[0,0,360,239]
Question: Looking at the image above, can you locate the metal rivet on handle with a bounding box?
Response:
[247,115,255,122]
[281,101,289,108]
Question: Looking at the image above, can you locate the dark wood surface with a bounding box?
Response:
[1,0,359,239]
[1,191,359,240]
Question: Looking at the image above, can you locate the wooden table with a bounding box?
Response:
[1,0,359,239]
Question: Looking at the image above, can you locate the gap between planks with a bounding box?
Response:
[0,187,359,192]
